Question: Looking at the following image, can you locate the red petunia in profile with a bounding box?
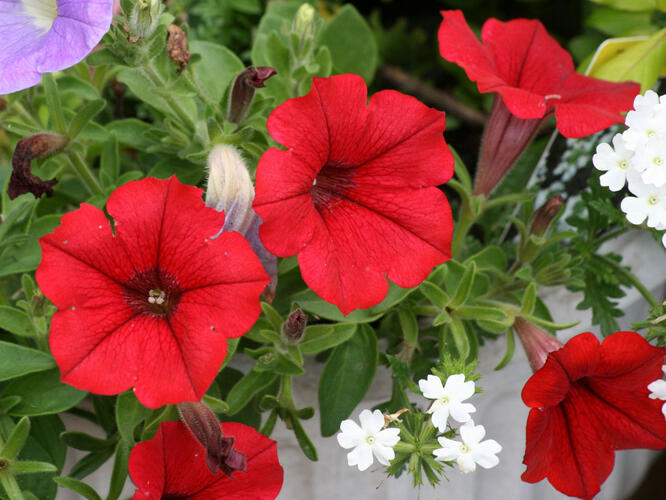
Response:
[253,74,454,315]
[520,330,666,499]
[438,10,639,195]
[129,420,283,499]
[36,177,269,409]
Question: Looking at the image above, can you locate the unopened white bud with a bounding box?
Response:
[294,3,315,39]
[205,145,256,236]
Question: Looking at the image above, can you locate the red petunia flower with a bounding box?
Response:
[129,420,283,499]
[438,10,639,195]
[36,177,269,408]
[521,331,666,499]
[253,74,454,315]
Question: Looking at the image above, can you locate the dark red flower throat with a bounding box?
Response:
[311,163,357,210]
[122,267,182,317]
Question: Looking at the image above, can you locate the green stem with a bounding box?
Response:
[451,200,475,258]
[43,74,67,135]
[68,152,104,197]
[598,254,660,308]
[0,472,25,500]
[141,62,196,131]
[9,102,41,129]
[595,227,628,247]
[278,376,294,410]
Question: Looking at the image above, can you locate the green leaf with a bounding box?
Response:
[1,417,30,459]
[589,0,655,10]
[202,394,229,414]
[0,342,55,381]
[115,392,150,445]
[99,136,119,189]
[419,281,450,308]
[465,246,507,273]
[43,74,67,135]
[106,119,153,150]
[189,41,244,104]
[68,100,105,140]
[316,5,378,82]
[59,432,115,453]
[443,319,470,360]
[494,328,516,370]
[226,0,261,13]
[260,302,283,331]
[590,29,666,91]
[449,262,476,309]
[68,449,115,480]
[225,369,278,416]
[398,309,419,347]
[106,441,129,500]
[290,415,318,461]
[2,369,87,417]
[520,282,537,316]
[300,324,357,355]
[0,307,36,338]
[11,461,57,475]
[319,324,378,437]
[293,282,415,323]
[53,477,101,500]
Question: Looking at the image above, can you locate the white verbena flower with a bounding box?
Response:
[648,364,666,419]
[592,133,635,192]
[635,134,666,188]
[433,421,502,473]
[621,170,666,228]
[337,409,400,471]
[622,90,666,151]
[418,374,476,432]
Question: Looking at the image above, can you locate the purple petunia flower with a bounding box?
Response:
[0,0,114,95]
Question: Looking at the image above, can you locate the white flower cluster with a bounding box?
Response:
[648,364,666,419]
[419,374,501,474]
[335,374,501,475]
[592,90,666,248]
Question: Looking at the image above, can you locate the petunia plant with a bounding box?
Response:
[0,1,665,500]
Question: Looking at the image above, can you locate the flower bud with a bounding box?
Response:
[227,66,277,124]
[178,402,247,476]
[529,195,564,237]
[282,309,307,345]
[293,3,315,40]
[129,0,161,38]
[9,133,69,200]
[514,317,563,372]
[205,144,255,236]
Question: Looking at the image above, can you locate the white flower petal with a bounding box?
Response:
[347,443,374,471]
[419,374,445,399]
[648,379,666,400]
[621,197,647,225]
[457,453,477,473]
[599,169,626,192]
[445,374,476,401]
[460,421,485,446]
[449,402,476,423]
[376,427,401,447]
[359,409,384,434]
[372,443,395,466]
[430,406,451,432]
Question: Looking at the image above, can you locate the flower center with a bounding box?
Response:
[310,163,357,211]
[654,157,664,166]
[22,0,58,32]
[439,396,450,405]
[459,443,470,454]
[365,435,376,445]
[648,195,659,206]
[647,129,656,138]
[618,159,629,170]
[122,268,182,317]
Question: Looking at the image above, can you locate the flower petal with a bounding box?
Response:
[419,374,445,399]
[371,443,395,466]
[347,444,373,471]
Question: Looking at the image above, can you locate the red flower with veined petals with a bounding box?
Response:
[36,176,269,408]
[521,331,666,499]
[438,10,639,138]
[129,420,283,499]
[253,74,454,315]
